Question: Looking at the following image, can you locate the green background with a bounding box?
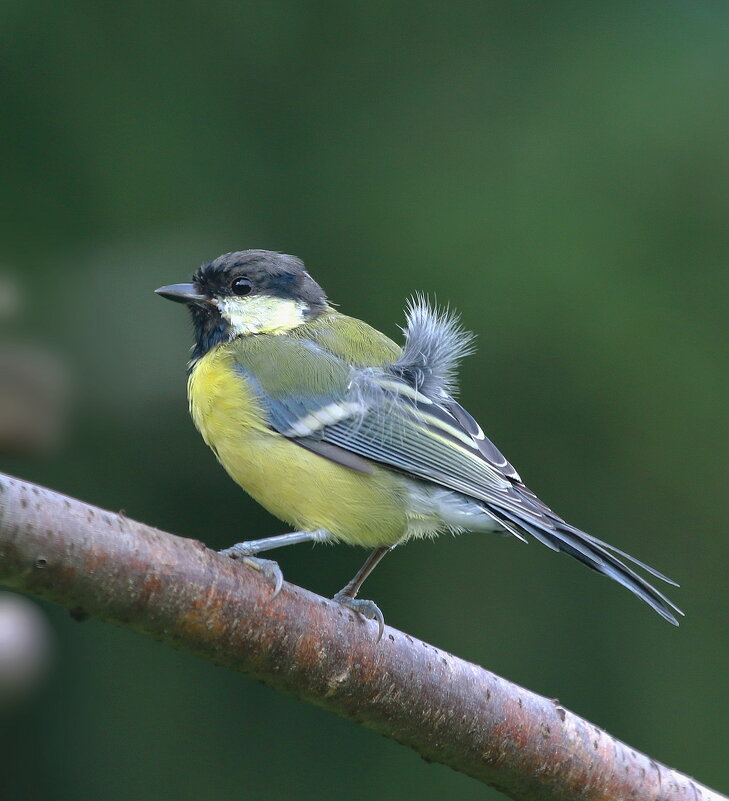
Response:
[2,2,728,799]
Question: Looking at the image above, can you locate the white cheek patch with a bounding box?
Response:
[216,295,308,335]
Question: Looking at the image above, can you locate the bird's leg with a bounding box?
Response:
[333,546,393,641]
[219,529,331,598]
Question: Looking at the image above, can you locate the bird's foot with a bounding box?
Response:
[219,541,257,558]
[332,591,385,642]
[219,547,284,599]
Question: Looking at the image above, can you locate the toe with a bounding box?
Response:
[219,543,254,558]
[333,594,385,642]
[238,556,284,598]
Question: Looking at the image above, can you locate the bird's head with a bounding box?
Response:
[156,250,328,358]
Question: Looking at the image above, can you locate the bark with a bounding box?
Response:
[0,471,723,801]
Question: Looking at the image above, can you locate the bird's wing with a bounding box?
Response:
[238,343,573,542]
[316,376,549,524]
[230,333,532,517]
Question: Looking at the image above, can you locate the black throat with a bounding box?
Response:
[188,305,231,368]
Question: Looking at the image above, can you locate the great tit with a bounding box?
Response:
[156,250,681,638]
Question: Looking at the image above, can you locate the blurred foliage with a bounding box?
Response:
[1,2,728,799]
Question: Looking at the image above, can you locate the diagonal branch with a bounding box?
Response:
[0,471,722,801]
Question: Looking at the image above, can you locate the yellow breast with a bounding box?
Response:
[187,343,408,547]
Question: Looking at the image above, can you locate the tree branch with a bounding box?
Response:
[0,472,722,801]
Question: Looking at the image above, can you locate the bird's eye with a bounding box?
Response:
[231,277,253,296]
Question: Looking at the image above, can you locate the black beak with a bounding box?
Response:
[155,283,209,305]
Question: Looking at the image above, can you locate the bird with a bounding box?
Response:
[156,249,681,639]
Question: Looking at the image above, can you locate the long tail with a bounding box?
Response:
[486,496,682,626]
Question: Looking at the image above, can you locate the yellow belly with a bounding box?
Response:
[187,344,408,547]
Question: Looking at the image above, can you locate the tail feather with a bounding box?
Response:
[488,505,683,625]
[573,527,679,587]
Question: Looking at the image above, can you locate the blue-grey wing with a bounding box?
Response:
[246,361,555,526]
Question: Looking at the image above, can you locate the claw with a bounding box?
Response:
[243,557,284,598]
[221,551,284,599]
[333,592,385,642]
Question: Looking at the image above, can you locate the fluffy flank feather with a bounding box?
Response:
[393,295,475,398]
